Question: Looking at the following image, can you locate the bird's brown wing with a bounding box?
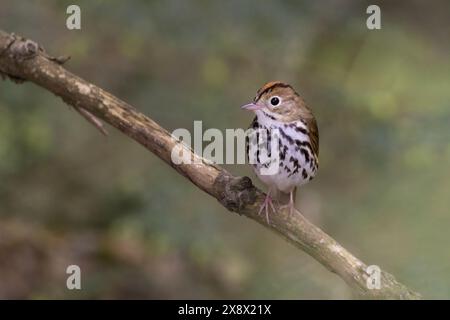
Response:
[307,117,319,157]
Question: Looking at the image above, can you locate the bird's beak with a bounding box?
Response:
[241,103,263,111]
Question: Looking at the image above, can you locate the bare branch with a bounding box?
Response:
[0,30,421,299]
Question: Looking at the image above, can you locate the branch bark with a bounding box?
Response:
[0,30,421,299]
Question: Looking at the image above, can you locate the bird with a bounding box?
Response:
[241,81,319,223]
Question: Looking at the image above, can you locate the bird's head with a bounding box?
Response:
[241,81,312,122]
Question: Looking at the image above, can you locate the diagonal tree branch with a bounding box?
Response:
[0,30,421,299]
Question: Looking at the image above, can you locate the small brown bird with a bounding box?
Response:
[242,81,319,223]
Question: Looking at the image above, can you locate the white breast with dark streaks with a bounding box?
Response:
[247,112,318,193]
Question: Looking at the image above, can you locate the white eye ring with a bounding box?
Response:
[270,96,281,106]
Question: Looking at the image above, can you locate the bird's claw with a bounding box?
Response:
[279,202,300,217]
[258,193,276,224]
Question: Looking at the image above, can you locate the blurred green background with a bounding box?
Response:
[1,0,450,299]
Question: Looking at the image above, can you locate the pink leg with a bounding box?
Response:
[258,188,276,224]
[288,189,295,217]
[281,189,298,217]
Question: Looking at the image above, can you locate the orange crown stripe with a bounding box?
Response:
[254,81,291,102]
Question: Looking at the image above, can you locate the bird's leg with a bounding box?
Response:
[288,189,296,217]
[280,189,299,217]
[258,188,276,224]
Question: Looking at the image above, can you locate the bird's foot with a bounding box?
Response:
[258,193,276,224]
[279,202,300,217]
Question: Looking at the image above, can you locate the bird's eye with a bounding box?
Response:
[270,96,280,106]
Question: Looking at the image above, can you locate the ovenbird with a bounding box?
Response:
[242,81,319,223]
